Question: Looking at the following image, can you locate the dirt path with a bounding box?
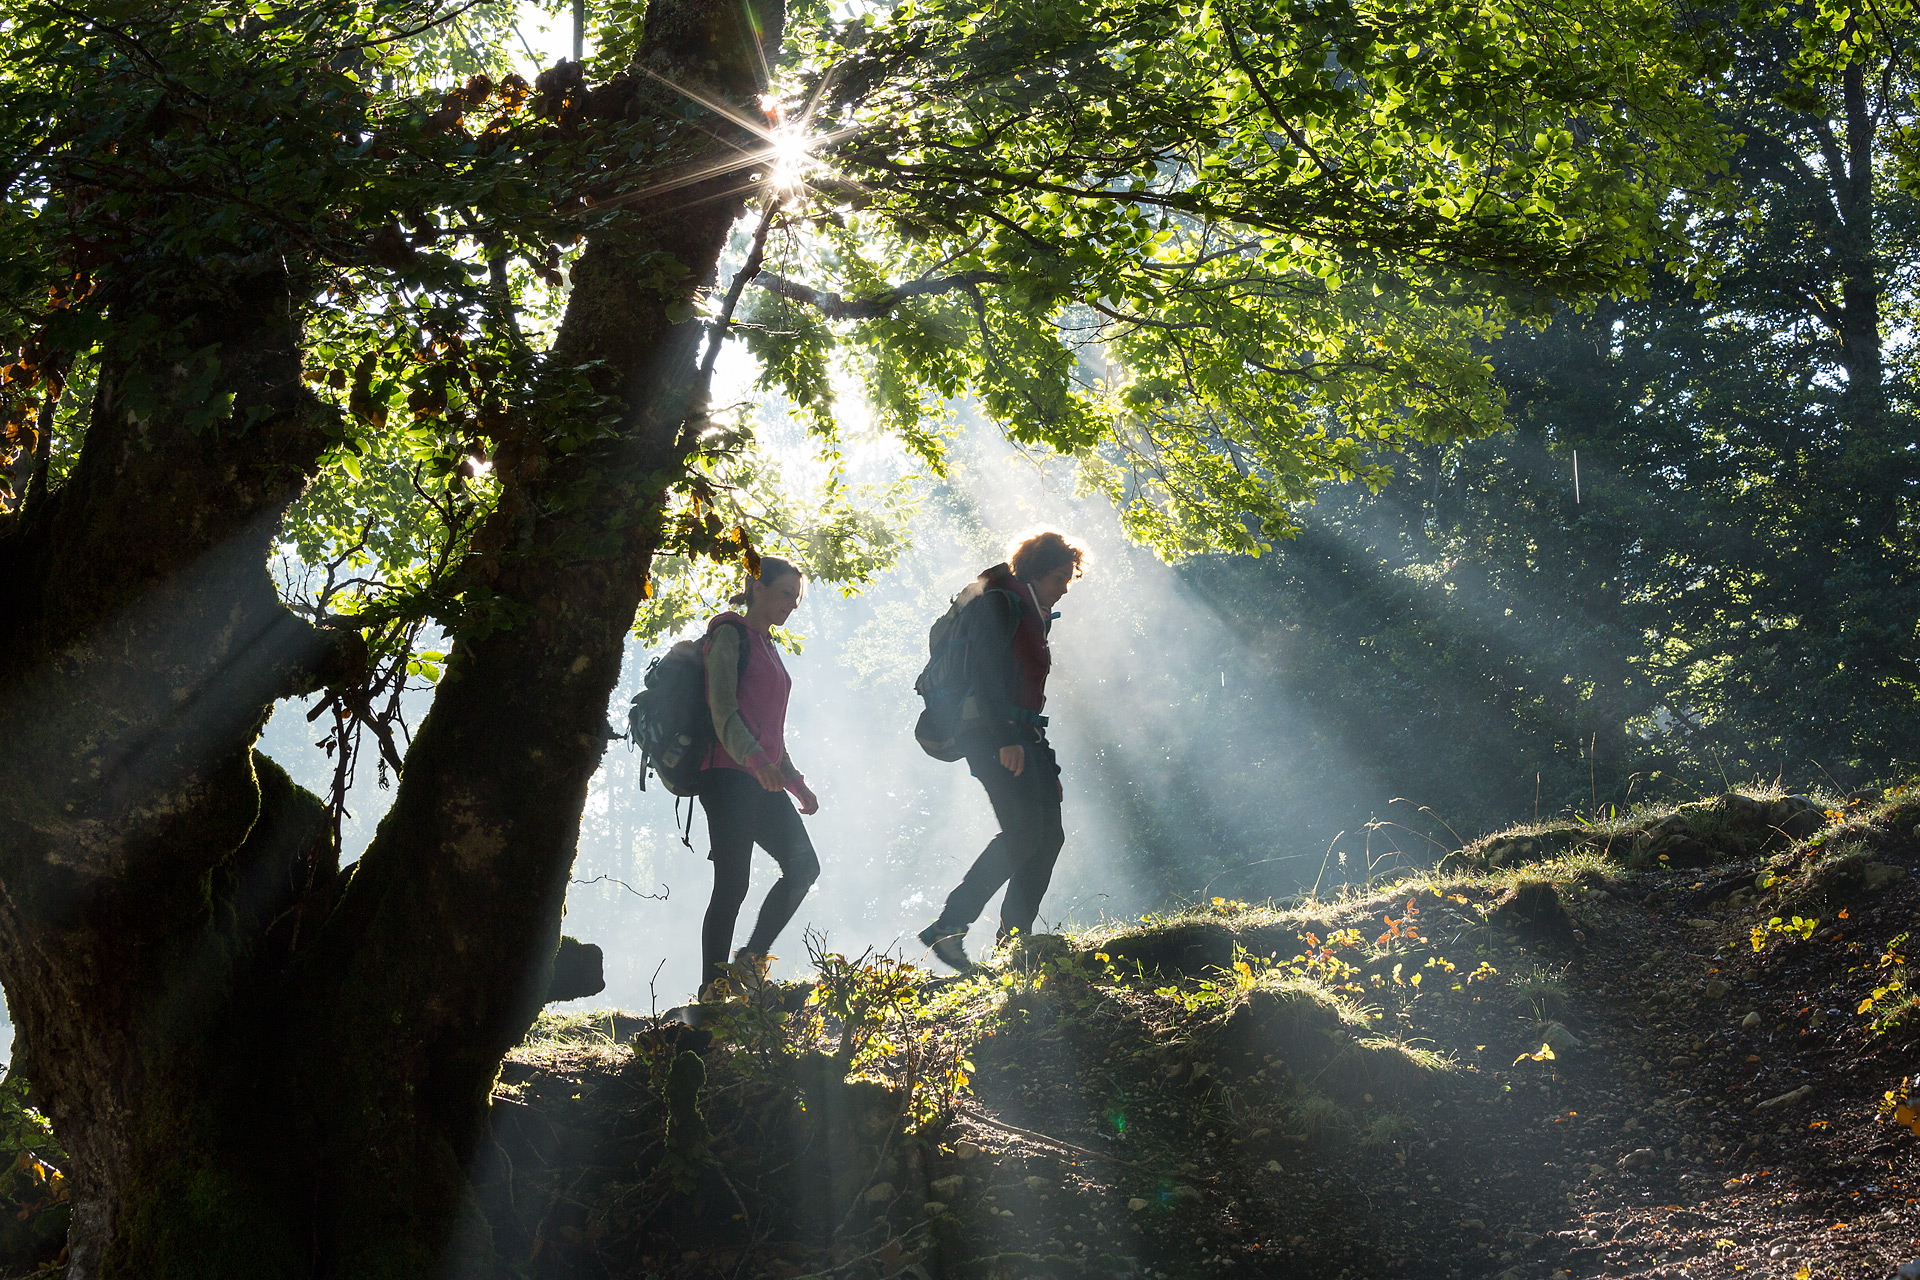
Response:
[926,852,1920,1279]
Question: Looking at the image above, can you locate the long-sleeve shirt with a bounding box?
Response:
[703,621,801,782]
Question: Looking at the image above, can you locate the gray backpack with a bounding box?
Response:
[627,617,748,795]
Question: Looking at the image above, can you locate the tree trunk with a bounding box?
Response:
[0,0,783,1273]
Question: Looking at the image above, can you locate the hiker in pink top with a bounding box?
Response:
[696,557,820,999]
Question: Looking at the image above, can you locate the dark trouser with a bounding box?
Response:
[698,768,820,989]
[937,737,1064,942]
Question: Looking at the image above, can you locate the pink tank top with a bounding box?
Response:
[703,612,792,774]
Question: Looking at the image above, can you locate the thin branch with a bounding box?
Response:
[339,0,495,53]
[570,875,671,901]
[669,197,782,459]
[752,268,1003,320]
[957,1107,1144,1166]
[1216,1,1338,180]
[24,380,59,514]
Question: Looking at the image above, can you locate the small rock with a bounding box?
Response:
[1669,1055,1693,1069]
[1588,1164,1606,1177]
[1863,863,1906,892]
[1754,1084,1815,1111]
[1809,1009,1826,1027]
[1619,1148,1656,1170]
[954,1140,981,1161]
[1741,1011,1762,1028]
[1025,1176,1049,1192]
[1704,980,1729,999]
[1894,1259,1920,1280]
[1266,1160,1282,1172]
[1128,1198,1148,1212]
[930,1175,966,1198]
[923,1201,947,1215]
[863,1182,895,1204]
[1511,1231,1542,1248]
[1171,1185,1203,1203]
[1460,1218,1485,1230]
[1541,1021,1583,1052]
[1687,917,1717,930]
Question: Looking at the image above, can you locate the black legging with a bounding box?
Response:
[698,768,820,989]
[936,737,1064,942]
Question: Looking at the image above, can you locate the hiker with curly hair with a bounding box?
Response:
[697,556,820,999]
[917,528,1086,972]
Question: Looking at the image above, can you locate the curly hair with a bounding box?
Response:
[1007,528,1088,583]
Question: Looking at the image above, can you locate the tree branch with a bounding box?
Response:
[752,268,1003,319]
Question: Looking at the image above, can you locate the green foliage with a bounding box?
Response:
[1751,913,1819,951]
[0,0,1742,850]
[1856,932,1916,1036]
[750,0,1732,554]
[1135,0,1920,837]
[0,1071,68,1244]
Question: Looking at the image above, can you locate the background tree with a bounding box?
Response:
[1173,0,1920,835]
[0,0,1722,1272]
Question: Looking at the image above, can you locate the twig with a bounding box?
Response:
[570,875,670,901]
[956,1107,1143,1166]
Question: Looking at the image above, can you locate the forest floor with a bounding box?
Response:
[463,780,1920,1279]
[8,786,1916,1279]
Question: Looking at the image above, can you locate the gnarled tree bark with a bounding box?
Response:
[0,0,783,1273]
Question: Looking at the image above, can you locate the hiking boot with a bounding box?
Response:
[917,921,974,973]
[732,949,772,998]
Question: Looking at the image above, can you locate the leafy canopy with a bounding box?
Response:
[746,0,1732,552]
[0,0,1731,660]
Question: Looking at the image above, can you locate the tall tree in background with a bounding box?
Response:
[1181,0,1919,833]
[1489,0,1920,781]
[0,0,1721,1271]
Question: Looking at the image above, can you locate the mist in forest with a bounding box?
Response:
[253,413,1434,1009]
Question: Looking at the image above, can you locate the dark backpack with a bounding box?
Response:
[913,582,1020,761]
[628,617,748,796]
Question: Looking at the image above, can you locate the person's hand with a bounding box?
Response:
[999,743,1026,776]
[793,781,819,815]
[752,760,785,792]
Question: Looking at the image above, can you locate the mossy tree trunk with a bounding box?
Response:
[0,0,782,1274]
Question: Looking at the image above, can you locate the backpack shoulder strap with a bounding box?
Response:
[707,615,752,678]
[980,586,1023,638]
